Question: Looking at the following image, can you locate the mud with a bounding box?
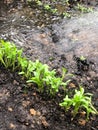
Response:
[1,8,98,71]
[0,2,98,130]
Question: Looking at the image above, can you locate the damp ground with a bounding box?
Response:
[0,1,98,130]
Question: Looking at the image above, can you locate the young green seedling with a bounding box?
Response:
[27,60,51,92]
[43,68,71,96]
[43,74,62,95]
[27,60,70,95]
[27,61,59,94]
[80,56,86,61]
[18,57,28,77]
[27,60,72,96]
[0,40,22,71]
[59,87,98,119]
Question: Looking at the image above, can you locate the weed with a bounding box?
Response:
[59,87,98,119]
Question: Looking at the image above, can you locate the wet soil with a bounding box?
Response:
[0,1,98,130]
[0,63,98,130]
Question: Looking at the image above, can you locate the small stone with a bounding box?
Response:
[10,123,16,129]
[25,122,29,126]
[13,80,19,85]
[8,107,13,112]
[69,83,76,88]
[22,101,30,107]
[36,111,41,116]
[30,108,36,116]
[31,124,35,128]
[33,92,37,96]
[40,34,46,38]
[41,117,49,127]
[78,119,86,126]
[80,111,86,117]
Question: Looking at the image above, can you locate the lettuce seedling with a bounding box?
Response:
[59,87,98,119]
[27,60,71,95]
[25,60,36,78]
[44,73,70,96]
[18,57,29,77]
[43,73,61,95]
[0,40,71,96]
[0,49,6,67]
[27,60,66,95]
[0,40,22,71]
[80,56,86,61]
[27,60,51,92]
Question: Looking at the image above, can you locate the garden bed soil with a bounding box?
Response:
[0,56,98,130]
[0,1,98,130]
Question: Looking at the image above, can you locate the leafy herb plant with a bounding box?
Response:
[18,57,29,78]
[0,40,97,120]
[59,87,98,119]
[27,60,50,92]
[27,60,70,95]
[80,55,86,61]
[0,40,70,96]
[76,3,93,13]
[0,40,22,71]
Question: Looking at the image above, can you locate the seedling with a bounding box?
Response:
[63,12,71,18]
[0,40,22,71]
[0,40,97,121]
[44,4,51,10]
[27,60,50,92]
[59,87,98,119]
[80,56,86,61]
[27,60,61,94]
[0,40,70,96]
[27,60,71,95]
[18,57,28,76]
[76,3,93,13]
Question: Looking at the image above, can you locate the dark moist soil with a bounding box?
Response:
[0,1,98,130]
[0,57,98,130]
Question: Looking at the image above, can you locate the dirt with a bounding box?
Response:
[0,62,98,130]
[0,1,98,130]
